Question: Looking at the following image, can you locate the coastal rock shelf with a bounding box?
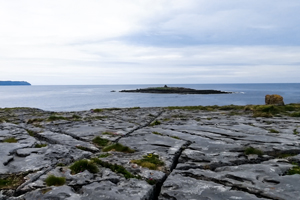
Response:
[1,105,300,200]
[119,86,231,94]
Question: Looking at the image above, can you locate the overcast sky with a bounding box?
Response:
[1,0,300,85]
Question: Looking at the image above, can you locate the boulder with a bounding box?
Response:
[265,94,284,105]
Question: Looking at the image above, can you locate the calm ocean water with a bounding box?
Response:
[0,84,299,111]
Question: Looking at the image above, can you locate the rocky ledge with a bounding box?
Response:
[119,86,231,94]
[1,104,300,200]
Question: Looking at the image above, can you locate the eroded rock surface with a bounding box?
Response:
[1,106,300,200]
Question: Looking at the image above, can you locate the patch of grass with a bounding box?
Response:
[92,109,103,112]
[45,175,66,186]
[69,159,99,174]
[76,146,90,151]
[150,120,161,126]
[91,158,137,179]
[72,114,81,119]
[130,107,140,110]
[290,112,300,117]
[27,118,44,124]
[146,178,157,185]
[131,153,164,170]
[105,108,122,111]
[244,147,263,156]
[253,112,274,118]
[3,137,18,143]
[293,129,299,135]
[26,129,35,137]
[286,163,300,175]
[98,153,111,158]
[0,174,26,189]
[171,136,180,140]
[269,129,279,133]
[48,115,66,121]
[277,152,299,158]
[35,144,47,148]
[103,143,135,153]
[152,131,163,136]
[92,136,110,147]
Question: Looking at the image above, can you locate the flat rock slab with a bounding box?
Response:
[1,106,300,200]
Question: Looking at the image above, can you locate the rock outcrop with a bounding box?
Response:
[1,105,300,200]
[265,94,284,105]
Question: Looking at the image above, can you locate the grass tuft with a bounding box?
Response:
[91,158,137,179]
[102,143,135,153]
[269,129,279,133]
[131,153,164,170]
[152,131,163,136]
[92,136,110,147]
[45,175,66,186]
[150,120,161,126]
[244,147,263,156]
[35,144,47,148]
[3,137,18,143]
[98,153,111,158]
[286,163,300,175]
[48,115,66,121]
[69,159,98,174]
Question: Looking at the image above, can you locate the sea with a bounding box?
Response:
[0,83,299,112]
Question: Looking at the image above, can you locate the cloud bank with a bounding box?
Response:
[0,0,299,84]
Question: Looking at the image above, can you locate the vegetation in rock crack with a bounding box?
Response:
[35,144,47,148]
[150,120,161,126]
[91,158,138,179]
[27,118,44,124]
[269,129,280,133]
[75,146,90,151]
[3,137,18,143]
[171,136,180,140]
[146,178,157,185]
[0,174,26,189]
[92,136,110,147]
[45,175,66,186]
[152,131,163,136]
[286,163,300,175]
[102,143,135,153]
[131,153,164,170]
[293,129,299,135]
[244,147,263,156]
[98,153,111,158]
[102,131,118,136]
[26,129,36,136]
[48,115,66,121]
[277,152,299,158]
[69,159,99,174]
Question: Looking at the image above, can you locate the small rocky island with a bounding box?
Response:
[0,81,31,86]
[120,85,231,94]
[1,103,300,199]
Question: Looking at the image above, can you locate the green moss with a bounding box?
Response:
[92,136,110,147]
[244,147,263,156]
[131,154,164,170]
[48,115,66,121]
[3,137,18,143]
[269,129,279,133]
[171,136,180,140]
[293,129,299,135]
[150,120,161,126]
[103,143,135,153]
[35,144,47,148]
[286,163,300,175]
[98,153,111,158]
[91,158,137,179]
[69,159,99,174]
[45,175,66,186]
[152,131,163,136]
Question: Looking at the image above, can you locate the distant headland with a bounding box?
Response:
[0,81,31,86]
[120,85,231,94]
